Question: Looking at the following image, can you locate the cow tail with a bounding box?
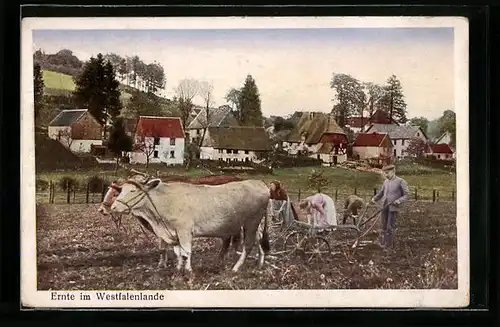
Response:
[260,210,270,254]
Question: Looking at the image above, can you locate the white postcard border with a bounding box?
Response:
[21,16,470,309]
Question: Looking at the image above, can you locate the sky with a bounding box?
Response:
[32,27,455,120]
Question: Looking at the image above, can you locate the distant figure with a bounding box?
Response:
[299,193,337,231]
[371,164,410,252]
[343,194,366,225]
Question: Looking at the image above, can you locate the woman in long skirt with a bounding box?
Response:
[269,180,299,227]
[299,193,337,231]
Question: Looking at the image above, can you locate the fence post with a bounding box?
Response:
[86,182,90,204]
[73,187,76,203]
[335,189,338,201]
[373,188,377,196]
[437,190,440,202]
[415,188,418,201]
[66,181,71,204]
[48,180,52,204]
[51,182,55,204]
[452,190,455,201]
[298,189,301,202]
[432,189,436,203]
[101,184,107,202]
[354,188,357,195]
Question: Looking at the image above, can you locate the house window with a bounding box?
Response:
[244,150,249,154]
[417,132,420,137]
[197,129,200,135]
[233,150,239,154]
[218,158,223,161]
[153,137,160,145]
[401,139,405,146]
[317,154,321,160]
[153,150,159,158]
[245,157,250,162]
[226,158,230,163]
[218,149,223,153]
[393,149,397,157]
[170,150,175,158]
[226,149,231,154]
[170,138,175,146]
[437,154,441,159]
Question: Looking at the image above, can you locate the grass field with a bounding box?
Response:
[42,70,132,103]
[36,165,457,204]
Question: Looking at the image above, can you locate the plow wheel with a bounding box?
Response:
[304,236,331,264]
[283,231,308,258]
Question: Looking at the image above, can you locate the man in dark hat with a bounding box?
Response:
[370,164,409,252]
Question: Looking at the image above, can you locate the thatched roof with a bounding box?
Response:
[286,112,346,144]
[204,126,273,151]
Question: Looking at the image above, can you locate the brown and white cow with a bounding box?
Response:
[98,174,244,268]
[110,178,271,273]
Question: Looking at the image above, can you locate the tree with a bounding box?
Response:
[57,129,73,149]
[134,135,156,169]
[238,75,263,126]
[307,170,330,193]
[72,53,123,134]
[437,109,456,148]
[118,58,127,82]
[107,117,133,172]
[378,75,408,124]
[405,137,428,158]
[198,81,215,147]
[225,87,242,121]
[175,78,200,131]
[409,117,429,134]
[364,82,385,117]
[125,91,162,117]
[330,73,366,127]
[33,62,45,122]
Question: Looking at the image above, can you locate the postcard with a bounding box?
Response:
[21,15,469,308]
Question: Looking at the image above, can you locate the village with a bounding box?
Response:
[44,105,455,173]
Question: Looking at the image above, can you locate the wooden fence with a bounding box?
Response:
[37,180,456,205]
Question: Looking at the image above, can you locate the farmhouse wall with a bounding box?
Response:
[130,136,185,165]
[71,112,103,140]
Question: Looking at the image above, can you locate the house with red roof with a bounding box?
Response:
[426,143,454,161]
[352,132,394,165]
[130,116,185,166]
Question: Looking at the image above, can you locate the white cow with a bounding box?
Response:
[110,178,271,273]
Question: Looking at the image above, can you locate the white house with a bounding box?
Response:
[48,109,103,154]
[365,123,428,159]
[426,143,454,161]
[186,105,239,144]
[200,126,273,162]
[130,116,185,166]
[282,112,349,165]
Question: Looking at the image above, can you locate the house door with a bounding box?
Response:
[393,149,397,157]
[333,156,338,165]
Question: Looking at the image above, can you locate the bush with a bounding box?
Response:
[87,175,107,193]
[58,176,79,191]
[36,178,49,191]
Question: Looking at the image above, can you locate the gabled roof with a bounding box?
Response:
[428,143,454,154]
[347,117,370,128]
[286,112,346,144]
[353,132,392,147]
[187,105,239,129]
[204,126,273,151]
[369,109,397,125]
[135,116,185,139]
[49,109,88,127]
[365,123,423,140]
[435,131,451,144]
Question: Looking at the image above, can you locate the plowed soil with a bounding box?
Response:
[36,201,458,290]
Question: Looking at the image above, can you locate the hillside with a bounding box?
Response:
[42,70,133,104]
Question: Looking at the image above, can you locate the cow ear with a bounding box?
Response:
[145,178,161,190]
